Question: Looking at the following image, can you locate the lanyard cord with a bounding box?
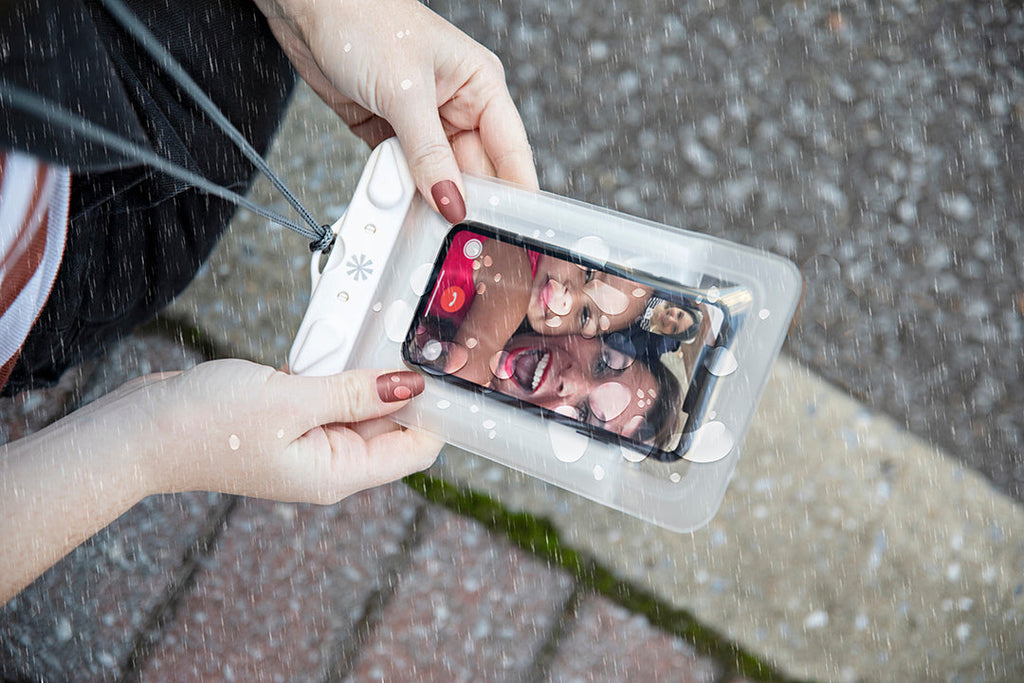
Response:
[0,80,325,246]
[0,0,334,253]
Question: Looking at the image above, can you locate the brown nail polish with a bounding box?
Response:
[431,180,466,223]
[376,371,425,402]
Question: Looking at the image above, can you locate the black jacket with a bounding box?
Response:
[0,0,296,393]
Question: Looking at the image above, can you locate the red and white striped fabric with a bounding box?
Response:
[0,151,71,390]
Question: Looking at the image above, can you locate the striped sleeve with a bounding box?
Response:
[0,151,71,391]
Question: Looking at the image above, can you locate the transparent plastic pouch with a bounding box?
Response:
[289,139,801,532]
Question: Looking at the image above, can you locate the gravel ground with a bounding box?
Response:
[430,0,1024,497]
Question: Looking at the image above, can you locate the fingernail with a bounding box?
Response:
[377,371,425,402]
[431,180,466,223]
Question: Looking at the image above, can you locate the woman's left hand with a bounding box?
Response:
[254,0,539,223]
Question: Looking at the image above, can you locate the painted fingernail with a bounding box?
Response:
[431,180,466,223]
[376,371,425,402]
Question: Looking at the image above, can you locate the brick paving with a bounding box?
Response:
[139,491,422,682]
[346,510,574,682]
[544,596,720,683]
[1,329,737,681]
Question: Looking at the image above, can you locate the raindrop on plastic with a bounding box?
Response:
[548,421,588,462]
[572,236,609,265]
[683,421,734,463]
[384,300,413,342]
[409,262,434,296]
[620,444,647,463]
[708,347,739,376]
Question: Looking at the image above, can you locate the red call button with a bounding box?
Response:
[440,286,466,313]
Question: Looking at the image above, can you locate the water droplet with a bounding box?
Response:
[584,280,630,314]
[476,282,487,295]
[488,430,497,439]
[423,340,443,361]
[372,302,383,312]
[758,308,771,320]
[343,43,352,52]
[469,405,479,413]
[441,344,468,373]
[463,239,483,259]
[545,229,556,238]
[493,272,502,283]
[384,300,413,342]
[553,405,580,420]
[489,350,513,380]
[229,434,241,451]
[545,315,563,328]
[707,286,721,303]
[548,421,587,462]
[708,347,739,376]
[683,421,734,463]
[599,314,611,330]
[670,472,682,483]
[620,445,647,463]
[632,288,647,298]
[410,263,434,296]
[482,419,496,429]
[571,236,609,265]
[593,464,606,480]
[276,429,285,439]
[488,195,500,207]
[465,337,478,349]
[436,399,451,409]
[400,79,413,90]
[589,382,631,421]
[483,255,493,267]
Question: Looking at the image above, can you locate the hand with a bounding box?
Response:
[1,360,440,602]
[254,0,539,222]
[137,360,441,502]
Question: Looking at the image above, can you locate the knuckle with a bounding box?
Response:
[408,139,452,172]
[481,49,506,78]
[335,375,371,415]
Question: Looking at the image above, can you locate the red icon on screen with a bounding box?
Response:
[440,286,466,313]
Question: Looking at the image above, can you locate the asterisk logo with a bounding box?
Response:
[346,254,374,281]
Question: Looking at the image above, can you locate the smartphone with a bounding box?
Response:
[401,221,746,462]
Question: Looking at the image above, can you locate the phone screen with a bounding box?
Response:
[402,222,743,462]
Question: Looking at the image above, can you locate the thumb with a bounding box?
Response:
[278,369,426,431]
[386,85,467,224]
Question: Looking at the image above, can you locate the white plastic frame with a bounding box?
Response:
[289,139,801,532]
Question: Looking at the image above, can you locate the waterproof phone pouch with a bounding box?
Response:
[289,139,801,532]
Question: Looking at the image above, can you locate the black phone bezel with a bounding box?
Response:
[400,220,736,463]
